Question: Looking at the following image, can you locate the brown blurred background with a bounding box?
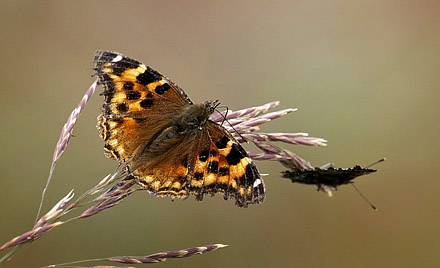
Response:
[1,1,439,267]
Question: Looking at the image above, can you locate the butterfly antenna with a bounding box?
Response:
[214,105,248,143]
[351,183,377,211]
[366,158,386,168]
[217,105,229,126]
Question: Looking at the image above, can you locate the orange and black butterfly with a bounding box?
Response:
[94,51,265,207]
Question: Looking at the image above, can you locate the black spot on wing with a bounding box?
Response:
[136,67,161,85]
[207,161,219,174]
[199,150,210,162]
[140,99,154,108]
[116,103,128,113]
[219,166,229,176]
[126,91,141,100]
[226,143,246,165]
[123,82,134,90]
[155,83,170,95]
[215,136,230,149]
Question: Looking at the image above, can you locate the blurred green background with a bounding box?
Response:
[1,1,439,267]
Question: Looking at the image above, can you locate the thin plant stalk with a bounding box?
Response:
[44,244,227,267]
[35,79,98,224]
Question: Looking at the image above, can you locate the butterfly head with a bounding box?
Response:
[176,100,219,131]
[203,99,220,114]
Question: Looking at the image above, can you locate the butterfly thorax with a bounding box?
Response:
[172,101,217,131]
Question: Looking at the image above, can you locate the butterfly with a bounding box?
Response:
[93,51,265,207]
[282,165,376,189]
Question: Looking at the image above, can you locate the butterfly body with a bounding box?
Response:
[94,51,265,207]
[138,101,216,159]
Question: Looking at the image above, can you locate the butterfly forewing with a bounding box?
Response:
[94,51,192,162]
[94,51,191,118]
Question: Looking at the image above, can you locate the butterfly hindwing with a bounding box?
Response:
[130,122,265,207]
[188,122,265,207]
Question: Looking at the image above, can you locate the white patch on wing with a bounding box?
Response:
[253,178,262,188]
[112,55,123,62]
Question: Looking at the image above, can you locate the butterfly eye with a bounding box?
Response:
[188,117,199,126]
